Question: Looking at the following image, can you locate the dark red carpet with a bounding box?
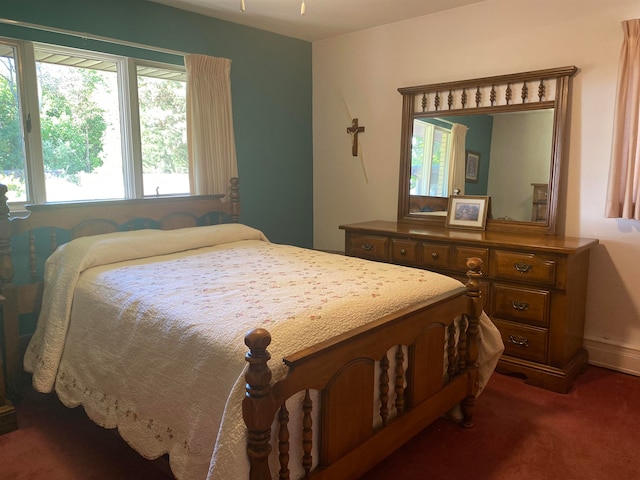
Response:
[1,366,638,479]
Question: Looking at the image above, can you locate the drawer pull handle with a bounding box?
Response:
[508,335,529,347]
[511,301,529,311]
[513,262,533,273]
[431,252,439,260]
[361,243,373,251]
[400,248,407,256]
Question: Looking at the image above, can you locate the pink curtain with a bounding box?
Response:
[605,19,640,219]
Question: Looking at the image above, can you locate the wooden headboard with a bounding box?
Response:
[0,177,240,396]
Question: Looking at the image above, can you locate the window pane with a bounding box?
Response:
[0,44,28,202]
[429,128,450,197]
[410,120,450,197]
[36,49,123,201]
[137,66,188,196]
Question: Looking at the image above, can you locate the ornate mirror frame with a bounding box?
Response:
[397,66,577,235]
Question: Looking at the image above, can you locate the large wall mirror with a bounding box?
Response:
[397,66,577,235]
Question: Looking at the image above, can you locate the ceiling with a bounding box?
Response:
[147,0,486,42]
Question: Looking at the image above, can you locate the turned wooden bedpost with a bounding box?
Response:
[0,184,18,435]
[0,185,14,289]
[243,328,276,480]
[229,177,240,223]
[461,257,483,428]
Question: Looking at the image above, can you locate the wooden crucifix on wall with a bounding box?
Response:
[346,118,365,156]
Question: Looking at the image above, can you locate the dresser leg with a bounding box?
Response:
[496,349,588,393]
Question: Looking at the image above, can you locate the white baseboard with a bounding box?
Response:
[584,338,640,377]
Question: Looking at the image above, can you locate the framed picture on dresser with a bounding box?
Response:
[446,195,489,230]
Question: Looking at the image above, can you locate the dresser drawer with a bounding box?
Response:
[346,234,389,261]
[493,319,547,363]
[420,242,452,269]
[453,246,489,272]
[492,250,556,285]
[491,284,550,327]
[391,239,419,265]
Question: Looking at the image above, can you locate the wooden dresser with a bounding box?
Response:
[340,220,598,393]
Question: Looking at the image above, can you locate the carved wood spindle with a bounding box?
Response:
[302,390,313,477]
[521,82,529,103]
[505,84,512,104]
[243,328,274,480]
[490,85,497,106]
[421,93,427,112]
[229,177,241,223]
[475,87,481,108]
[28,230,37,281]
[457,316,468,374]
[379,353,390,427]
[278,404,290,480]
[447,323,456,378]
[49,227,57,254]
[394,345,405,416]
[447,90,453,110]
[434,92,440,111]
[461,88,467,109]
[538,79,545,101]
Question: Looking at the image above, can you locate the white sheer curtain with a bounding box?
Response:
[448,123,469,196]
[185,54,238,197]
[605,19,640,219]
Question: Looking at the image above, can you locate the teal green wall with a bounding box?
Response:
[0,0,313,247]
[447,115,493,195]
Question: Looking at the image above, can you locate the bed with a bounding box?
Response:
[0,179,504,480]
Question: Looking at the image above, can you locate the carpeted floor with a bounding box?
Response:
[1,366,639,479]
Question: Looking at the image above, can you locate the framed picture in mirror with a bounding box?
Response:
[465,150,480,183]
[446,195,489,230]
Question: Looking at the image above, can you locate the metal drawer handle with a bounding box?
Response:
[514,262,532,273]
[399,248,407,256]
[511,301,529,311]
[431,252,439,259]
[361,243,373,251]
[508,335,529,347]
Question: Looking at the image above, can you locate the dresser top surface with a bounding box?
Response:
[340,220,599,254]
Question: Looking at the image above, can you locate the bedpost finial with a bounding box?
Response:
[244,328,272,399]
[245,328,271,351]
[465,257,483,317]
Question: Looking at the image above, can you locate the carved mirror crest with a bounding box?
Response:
[397,66,577,235]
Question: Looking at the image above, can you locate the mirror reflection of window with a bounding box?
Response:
[410,119,451,197]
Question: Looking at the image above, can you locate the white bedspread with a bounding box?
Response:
[23,223,503,480]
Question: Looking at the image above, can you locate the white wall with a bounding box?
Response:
[312,0,640,374]
[487,111,554,221]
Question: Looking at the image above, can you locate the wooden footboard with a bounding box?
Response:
[243,258,483,480]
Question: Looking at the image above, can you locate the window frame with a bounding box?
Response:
[0,37,187,208]
[411,120,452,198]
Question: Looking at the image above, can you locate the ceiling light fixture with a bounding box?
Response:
[240,1,307,16]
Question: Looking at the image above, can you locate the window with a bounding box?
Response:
[0,42,28,203]
[0,38,187,205]
[410,119,451,197]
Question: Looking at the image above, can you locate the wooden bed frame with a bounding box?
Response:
[0,178,484,480]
